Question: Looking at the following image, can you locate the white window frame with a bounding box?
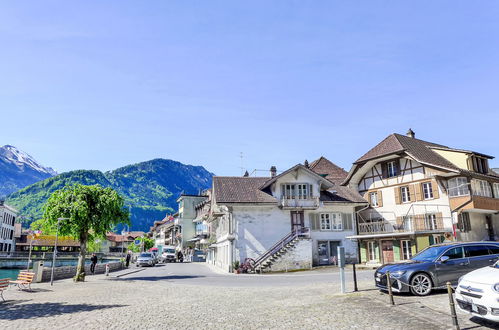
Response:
[401,186,410,203]
[401,240,412,260]
[448,177,469,197]
[493,183,499,199]
[320,213,331,230]
[472,179,493,198]
[425,213,438,230]
[368,241,376,261]
[422,182,433,200]
[370,192,378,207]
[283,183,310,200]
[403,216,413,231]
[387,161,397,178]
[331,213,343,231]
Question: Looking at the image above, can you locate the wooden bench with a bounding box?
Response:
[10,271,35,291]
[0,278,10,301]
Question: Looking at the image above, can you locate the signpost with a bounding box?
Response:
[338,246,346,294]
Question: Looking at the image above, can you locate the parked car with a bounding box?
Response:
[455,260,499,322]
[136,252,156,267]
[161,247,177,263]
[374,242,499,296]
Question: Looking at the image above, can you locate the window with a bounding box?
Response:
[422,182,433,200]
[464,245,491,258]
[442,247,464,260]
[331,213,343,231]
[433,235,443,244]
[370,192,378,207]
[387,161,397,178]
[485,245,499,255]
[320,214,331,230]
[457,213,471,232]
[401,240,412,260]
[283,184,310,199]
[401,186,410,203]
[472,156,489,174]
[425,214,438,230]
[493,183,499,199]
[471,179,493,197]
[403,216,413,231]
[368,241,376,261]
[448,177,469,197]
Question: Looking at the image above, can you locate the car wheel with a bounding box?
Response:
[410,273,433,296]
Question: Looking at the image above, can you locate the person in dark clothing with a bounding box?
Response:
[125,251,131,268]
[177,250,183,263]
[90,253,98,274]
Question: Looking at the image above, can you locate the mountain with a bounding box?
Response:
[0,145,57,197]
[6,159,213,231]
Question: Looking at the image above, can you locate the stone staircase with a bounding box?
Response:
[251,228,310,273]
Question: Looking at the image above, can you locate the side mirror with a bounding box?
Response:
[440,256,450,263]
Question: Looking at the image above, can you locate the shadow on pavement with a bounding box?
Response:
[0,302,127,320]
[117,275,206,281]
[465,316,499,329]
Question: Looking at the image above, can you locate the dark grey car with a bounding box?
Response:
[374,242,499,296]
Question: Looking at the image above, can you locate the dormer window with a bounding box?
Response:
[471,156,489,174]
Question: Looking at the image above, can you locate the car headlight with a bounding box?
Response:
[493,283,499,293]
[391,271,406,278]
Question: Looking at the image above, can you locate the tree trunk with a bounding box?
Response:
[74,233,88,282]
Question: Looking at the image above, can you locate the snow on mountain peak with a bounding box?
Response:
[0,145,57,176]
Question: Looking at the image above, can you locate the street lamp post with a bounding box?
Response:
[51,217,69,286]
[121,224,129,258]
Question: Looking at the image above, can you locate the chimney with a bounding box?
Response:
[243,170,249,177]
[406,128,415,139]
[270,166,277,178]
[304,160,309,168]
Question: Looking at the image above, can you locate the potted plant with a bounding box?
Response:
[233,261,240,274]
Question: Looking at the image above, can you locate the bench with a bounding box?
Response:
[10,271,35,291]
[0,278,10,301]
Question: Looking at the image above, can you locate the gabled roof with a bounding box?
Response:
[354,133,459,172]
[321,187,366,203]
[213,177,276,204]
[309,157,348,184]
[260,164,334,190]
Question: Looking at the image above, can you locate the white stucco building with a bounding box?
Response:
[0,201,18,254]
[205,158,367,273]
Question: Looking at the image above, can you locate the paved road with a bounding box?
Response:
[0,262,496,329]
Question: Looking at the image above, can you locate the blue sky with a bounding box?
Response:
[1,1,498,176]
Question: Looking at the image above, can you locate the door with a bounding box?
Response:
[486,215,495,241]
[435,246,469,286]
[329,241,340,264]
[381,241,394,263]
[291,211,304,232]
[318,241,329,265]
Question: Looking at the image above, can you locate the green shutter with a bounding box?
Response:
[393,240,401,262]
[309,213,317,230]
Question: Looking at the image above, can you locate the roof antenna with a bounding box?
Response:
[239,152,244,176]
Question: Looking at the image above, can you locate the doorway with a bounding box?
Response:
[317,241,341,265]
[486,215,495,241]
[381,240,394,263]
[290,211,304,232]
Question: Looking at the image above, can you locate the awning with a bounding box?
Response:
[187,237,201,242]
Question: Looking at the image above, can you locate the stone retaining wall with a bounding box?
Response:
[40,261,123,282]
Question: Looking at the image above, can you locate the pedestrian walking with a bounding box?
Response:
[177,250,183,263]
[90,253,98,274]
[125,250,131,268]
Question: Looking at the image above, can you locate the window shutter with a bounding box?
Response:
[396,216,403,230]
[415,183,423,201]
[394,187,401,205]
[432,181,440,199]
[394,160,400,176]
[377,191,383,207]
[408,185,415,202]
[364,192,370,204]
[309,213,318,230]
[436,212,443,229]
[342,213,353,230]
[414,215,424,231]
[381,163,388,179]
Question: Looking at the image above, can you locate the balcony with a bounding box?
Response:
[449,195,499,213]
[279,196,320,209]
[358,216,446,235]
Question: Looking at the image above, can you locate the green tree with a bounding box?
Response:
[41,184,129,282]
[128,236,154,252]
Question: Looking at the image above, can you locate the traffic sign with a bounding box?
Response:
[134,239,141,245]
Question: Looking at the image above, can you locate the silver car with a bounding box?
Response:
[136,252,155,267]
[375,242,499,296]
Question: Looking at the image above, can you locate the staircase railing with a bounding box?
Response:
[252,227,309,270]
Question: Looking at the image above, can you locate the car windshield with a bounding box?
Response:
[139,253,152,258]
[412,245,450,262]
[165,249,175,253]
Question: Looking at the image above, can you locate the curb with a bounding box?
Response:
[114,268,145,278]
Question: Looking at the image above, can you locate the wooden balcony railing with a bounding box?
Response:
[279,196,320,209]
[358,215,445,235]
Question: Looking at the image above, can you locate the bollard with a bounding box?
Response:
[446,282,460,330]
[386,271,395,305]
[352,263,358,292]
[105,264,110,276]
